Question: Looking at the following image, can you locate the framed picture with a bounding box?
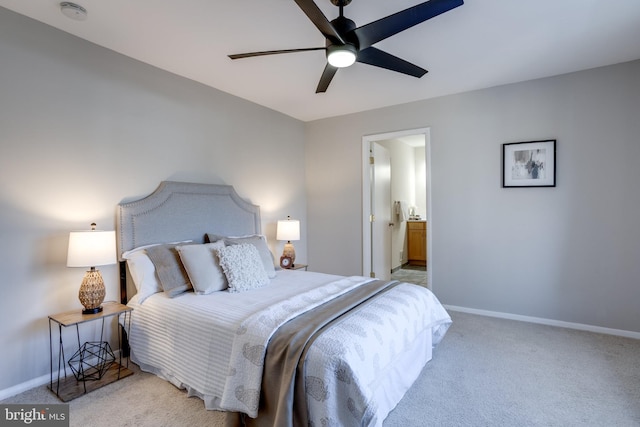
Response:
[502,139,556,187]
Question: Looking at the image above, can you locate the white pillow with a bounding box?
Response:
[176,241,227,294]
[207,234,276,279]
[121,240,192,259]
[125,251,162,303]
[216,244,270,293]
[122,240,192,303]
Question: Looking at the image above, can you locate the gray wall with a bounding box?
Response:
[306,59,640,334]
[0,8,306,393]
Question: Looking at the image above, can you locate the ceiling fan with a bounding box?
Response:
[229,0,464,93]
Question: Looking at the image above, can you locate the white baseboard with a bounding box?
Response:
[0,349,125,401]
[445,305,640,340]
[0,373,51,401]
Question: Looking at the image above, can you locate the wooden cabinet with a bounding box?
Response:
[407,221,427,266]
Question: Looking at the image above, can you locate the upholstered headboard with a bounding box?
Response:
[116,181,261,303]
[117,181,261,258]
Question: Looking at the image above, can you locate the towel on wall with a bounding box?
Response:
[395,201,409,221]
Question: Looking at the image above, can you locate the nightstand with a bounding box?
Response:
[291,264,308,271]
[48,301,133,401]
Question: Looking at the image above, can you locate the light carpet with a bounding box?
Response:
[3,311,639,426]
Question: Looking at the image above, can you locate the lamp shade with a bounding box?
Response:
[276,217,300,241]
[67,230,116,268]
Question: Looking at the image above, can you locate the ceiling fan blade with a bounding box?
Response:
[294,0,345,45]
[357,47,427,78]
[229,47,326,60]
[316,63,338,93]
[352,0,464,49]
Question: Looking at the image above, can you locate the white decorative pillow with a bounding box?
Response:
[176,241,227,294]
[207,234,276,279]
[121,240,192,259]
[216,244,270,293]
[124,251,162,304]
[122,241,193,303]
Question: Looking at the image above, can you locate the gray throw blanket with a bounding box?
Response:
[233,279,400,427]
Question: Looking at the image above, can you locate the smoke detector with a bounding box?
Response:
[60,2,87,21]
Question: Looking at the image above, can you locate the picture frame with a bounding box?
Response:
[502,139,556,187]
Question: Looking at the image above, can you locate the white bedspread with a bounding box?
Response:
[220,275,374,415]
[127,270,345,409]
[126,270,451,425]
[304,282,450,426]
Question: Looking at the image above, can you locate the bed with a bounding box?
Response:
[116,181,451,426]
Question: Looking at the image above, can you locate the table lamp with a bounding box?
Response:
[67,223,116,314]
[276,216,300,266]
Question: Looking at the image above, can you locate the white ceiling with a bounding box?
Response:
[2,0,640,122]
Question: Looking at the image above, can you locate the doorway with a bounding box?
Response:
[361,128,432,289]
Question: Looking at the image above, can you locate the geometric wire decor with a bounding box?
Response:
[68,341,115,382]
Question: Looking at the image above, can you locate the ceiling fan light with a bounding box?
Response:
[327,45,357,68]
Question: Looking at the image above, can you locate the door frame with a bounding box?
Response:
[361,127,433,289]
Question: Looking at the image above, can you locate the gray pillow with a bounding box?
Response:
[207,234,276,279]
[146,244,192,297]
[176,241,227,294]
